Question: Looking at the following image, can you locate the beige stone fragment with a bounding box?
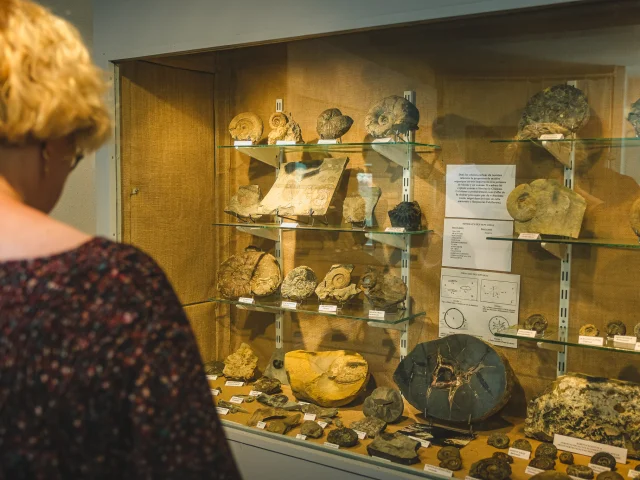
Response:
[315,264,359,304]
[224,185,263,219]
[267,112,303,145]
[223,343,258,381]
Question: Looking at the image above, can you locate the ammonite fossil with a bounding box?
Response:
[518,84,590,134]
[280,266,318,301]
[535,443,558,459]
[630,198,640,238]
[627,98,640,137]
[224,185,263,219]
[327,427,359,448]
[228,112,263,143]
[595,472,624,480]
[315,264,359,304]
[469,458,512,480]
[358,267,407,310]
[567,465,594,479]
[440,457,463,471]
[316,108,353,140]
[216,248,282,298]
[363,387,404,424]
[437,446,461,461]
[579,324,599,337]
[267,112,303,145]
[559,452,574,465]
[590,452,616,470]
[606,321,627,337]
[529,456,556,470]
[492,452,514,464]
[365,95,419,139]
[512,438,533,452]
[388,201,422,231]
[487,433,510,449]
[524,314,548,334]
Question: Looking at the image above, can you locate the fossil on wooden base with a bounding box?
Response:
[317,108,353,140]
[267,112,303,145]
[365,95,419,139]
[223,343,259,381]
[281,266,318,301]
[228,112,263,144]
[359,267,407,310]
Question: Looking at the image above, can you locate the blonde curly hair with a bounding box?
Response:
[0,0,110,152]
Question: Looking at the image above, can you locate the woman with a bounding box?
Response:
[0,1,240,478]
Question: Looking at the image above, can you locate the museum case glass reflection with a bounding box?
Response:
[115,1,640,478]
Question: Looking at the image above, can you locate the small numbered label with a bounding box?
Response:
[281,301,298,309]
[319,304,338,314]
[303,413,317,421]
[517,329,538,338]
[256,421,266,429]
[216,407,229,415]
[508,447,531,460]
[206,375,218,381]
[368,310,386,320]
[229,396,244,404]
[225,381,245,387]
[578,336,604,346]
[296,434,307,440]
[238,297,254,305]
[324,442,340,449]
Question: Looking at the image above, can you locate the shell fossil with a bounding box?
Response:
[315,264,359,304]
[280,266,318,301]
[388,201,423,231]
[469,458,512,480]
[492,452,513,464]
[567,465,594,479]
[518,84,590,134]
[535,443,558,459]
[316,108,353,140]
[512,439,533,452]
[559,452,574,465]
[228,112,263,143]
[579,324,600,337]
[343,187,382,226]
[595,472,624,480]
[365,95,419,139]
[605,320,626,337]
[440,457,463,471]
[529,456,556,470]
[216,248,282,298]
[437,446,461,461]
[627,98,640,137]
[524,314,548,334]
[224,185,263,219]
[267,112,303,145]
[487,433,510,449]
[590,452,616,470]
[358,267,407,310]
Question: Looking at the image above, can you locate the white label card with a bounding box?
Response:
[297,401,310,406]
[408,436,431,448]
[281,222,299,228]
[225,381,245,387]
[354,430,367,440]
[539,133,565,140]
[281,301,297,309]
[211,389,221,396]
[614,335,637,345]
[554,434,627,463]
[216,407,229,415]
[234,140,253,146]
[423,465,454,477]
[229,396,244,404]
[636,343,640,351]
[317,421,328,429]
[303,413,317,421]
[628,470,640,478]
[579,336,604,346]
[296,434,307,440]
[525,467,545,476]
[317,139,338,144]
[324,442,340,449]
[589,464,611,474]
[368,310,386,320]
[385,227,406,233]
[256,421,266,429]
[319,304,338,314]
[206,375,218,381]
[276,140,296,145]
[517,329,538,338]
[508,447,531,460]
[249,390,262,397]
[238,297,254,305]
[518,232,541,240]
[466,477,482,480]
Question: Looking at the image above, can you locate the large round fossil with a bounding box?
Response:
[365,95,419,139]
[567,465,594,479]
[606,321,627,337]
[469,458,512,480]
[281,266,318,301]
[267,112,303,145]
[388,201,422,231]
[216,248,282,298]
[363,387,404,423]
[518,84,590,134]
[317,108,353,140]
[358,267,407,310]
[487,433,510,449]
[394,334,515,423]
[530,456,556,470]
[535,443,558,459]
[513,439,533,452]
[559,452,574,465]
[595,472,624,480]
[228,112,263,143]
[438,446,461,461]
[590,452,616,470]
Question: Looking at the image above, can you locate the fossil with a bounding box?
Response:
[394,334,514,423]
[258,157,348,217]
[517,122,570,140]
[440,457,463,471]
[228,112,263,144]
[591,452,616,470]
[530,457,556,470]
[204,361,225,376]
[388,201,422,231]
[518,85,590,134]
[247,407,302,435]
[217,248,282,298]
[559,452,574,465]
[343,187,382,226]
[316,108,353,140]
[634,323,640,340]
[536,443,558,459]
[492,452,513,464]
[350,417,387,438]
[487,433,510,449]
[281,266,318,301]
[367,433,420,465]
[579,324,600,337]
[253,376,282,394]
[438,446,461,461]
[595,473,624,480]
[627,98,640,137]
[567,465,594,479]
[300,420,324,438]
[257,393,292,408]
[358,267,407,310]
[513,439,533,452]
[224,185,263,220]
[223,343,258,381]
[524,314,548,334]
[217,399,248,414]
[525,373,640,459]
[507,179,586,238]
[365,95,419,139]
[300,404,339,419]
[469,458,512,480]
[363,387,404,424]
[606,321,626,337]
[397,423,475,448]
[315,264,359,304]
[327,427,358,447]
[267,112,303,145]
[630,198,640,238]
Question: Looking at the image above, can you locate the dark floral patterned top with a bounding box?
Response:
[0,238,240,479]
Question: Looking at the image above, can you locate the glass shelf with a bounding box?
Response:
[486,234,640,250]
[213,222,431,236]
[218,141,440,152]
[206,295,424,325]
[495,325,640,355]
[490,137,640,147]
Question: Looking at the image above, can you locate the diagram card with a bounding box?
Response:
[439,267,520,349]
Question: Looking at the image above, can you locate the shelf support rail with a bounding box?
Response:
[275,99,285,351]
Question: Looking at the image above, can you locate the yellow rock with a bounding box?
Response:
[285,350,369,407]
[223,343,258,381]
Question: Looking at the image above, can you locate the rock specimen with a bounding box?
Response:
[493,452,513,464]
[300,420,324,439]
[591,453,616,470]
[530,457,556,470]
[285,350,369,407]
[223,343,258,381]
[280,266,317,301]
[267,112,303,145]
[441,457,463,471]
[518,85,590,134]
[524,314,549,334]
[567,465,594,479]
[257,393,291,408]
[531,473,572,480]
[247,408,301,434]
[635,466,640,472]
[217,399,248,414]
[253,376,281,394]
[469,458,512,480]
[394,334,514,423]
[217,248,282,298]
[606,321,627,337]
[343,187,382,226]
[536,443,558,459]
[438,446,461,461]
[365,95,420,139]
[350,417,387,438]
[316,108,353,140]
[507,179,586,238]
[627,98,640,137]
[327,427,358,447]
[525,373,640,459]
[366,433,420,465]
[359,267,407,310]
[634,323,640,340]
[513,439,533,452]
[315,264,359,304]
[258,157,348,216]
[363,387,404,423]
[579,324,599,337]
[630,198,640,238]
[204,360,225,376]
[595,473,624,480]
[517,122,570,141]
[388,201,422,231]
[559,452,574,465]
[300,404,339,419]
[224,185,263,219]
[228,112,263,143]
[488,433,510,449]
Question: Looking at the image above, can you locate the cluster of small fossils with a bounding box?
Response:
[520,313,640,341]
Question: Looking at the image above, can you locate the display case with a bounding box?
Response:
[116,1,640,478]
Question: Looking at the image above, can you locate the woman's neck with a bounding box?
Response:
[0,176,25,204]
